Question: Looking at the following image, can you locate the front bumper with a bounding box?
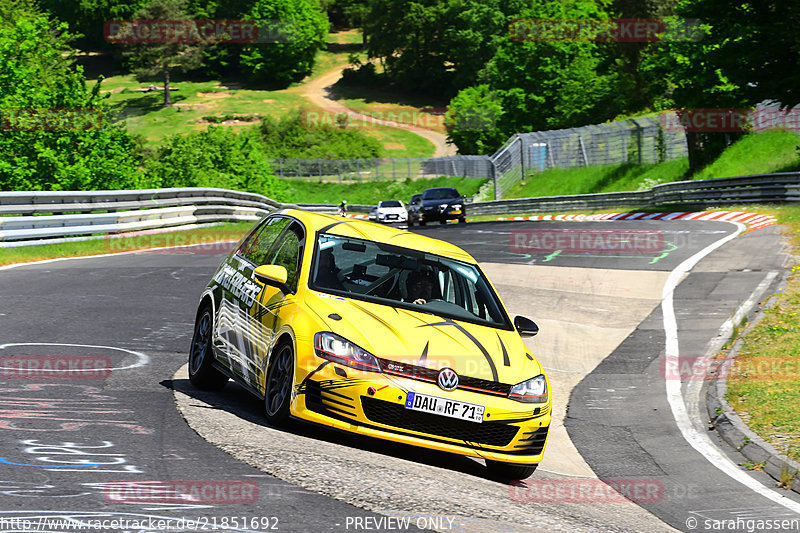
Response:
[421,206,464,221]
[377,213,408,223]
[291,362,550,465]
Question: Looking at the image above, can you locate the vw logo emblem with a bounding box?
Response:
[437,368,459,391]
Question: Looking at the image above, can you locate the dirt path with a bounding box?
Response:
[302,66,457,157]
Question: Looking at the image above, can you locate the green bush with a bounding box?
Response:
[257,110,384,160]
[145,127,286,199]
[0,1,145,191]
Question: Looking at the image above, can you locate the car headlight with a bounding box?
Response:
[314,332,380,372]
[452,204,462,210]
[508,374,548,403]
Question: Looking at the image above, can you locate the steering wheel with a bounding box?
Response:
[364,269,399,297]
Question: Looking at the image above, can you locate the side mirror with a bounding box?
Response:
[514,315,539,337]
[254,264,291,294]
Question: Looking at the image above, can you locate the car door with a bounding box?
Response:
[244,219,305,394]
[212,216,292,391]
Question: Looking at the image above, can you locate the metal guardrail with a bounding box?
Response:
[468,172,800,216]
[0,188,286,247]
[1,173,798,247]
[0,187,375,247]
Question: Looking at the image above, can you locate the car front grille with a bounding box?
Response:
[360,396,519,447]
[376,357,512,397]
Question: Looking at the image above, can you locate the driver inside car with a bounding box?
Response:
[405,269,435,305]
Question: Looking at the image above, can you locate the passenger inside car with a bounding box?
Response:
[314,248,344,290]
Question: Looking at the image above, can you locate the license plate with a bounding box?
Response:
[405,392,484,423]
[450,209,462,215]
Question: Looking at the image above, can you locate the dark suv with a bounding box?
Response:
[414,187,466,225]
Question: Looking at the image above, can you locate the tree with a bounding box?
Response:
[36,0,148,51]
[238,0,328,85]
[443,0,619,152]
[444,85,506,154]
[363,0,529,96]
[605,0,680,115]
[0,0,144,191]
[114,0,205,106]
[640,0,800,169]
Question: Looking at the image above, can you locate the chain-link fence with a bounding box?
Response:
[492,115,689,198]
[269,156,492,182]
[270,104,800,199]
[269,115,694,199]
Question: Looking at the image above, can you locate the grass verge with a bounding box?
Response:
[0,223,255,267]
[285,177,486,205]
[505,130,800,200]
[693,131,800,180]
[723,204,800,464]
[506,159,690,199]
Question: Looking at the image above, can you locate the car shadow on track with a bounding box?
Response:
[164,378,500,482]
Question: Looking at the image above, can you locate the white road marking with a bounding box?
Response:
[0,343,150,371]
[662,222,800,514]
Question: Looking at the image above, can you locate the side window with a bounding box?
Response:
[240,217,290,266]
[267,225,303,292]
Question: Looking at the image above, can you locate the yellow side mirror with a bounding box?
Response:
[254,264,288,285]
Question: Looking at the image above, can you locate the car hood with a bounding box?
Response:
[377,207,406,214]
[305,291,541,385]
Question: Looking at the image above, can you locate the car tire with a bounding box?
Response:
[188,305,228,391]
[264,341,294,427]
[439,219,447,225]
[408,219,414,227]
[420,219,426,226]
[485,460,538,480]
[458,216,466,224]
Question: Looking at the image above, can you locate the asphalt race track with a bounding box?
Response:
[1,219,799,533]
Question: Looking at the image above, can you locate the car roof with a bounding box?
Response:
[281,209,475,263]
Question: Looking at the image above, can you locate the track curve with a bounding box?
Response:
[0,219,796,532]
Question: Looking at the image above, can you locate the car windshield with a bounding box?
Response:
[310,233,511,329]
[423,188,459,200]
[379,200,402,208]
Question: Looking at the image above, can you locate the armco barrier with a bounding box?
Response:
[468,172,800,216]
[0,188,284,247]
[1,172,798,247]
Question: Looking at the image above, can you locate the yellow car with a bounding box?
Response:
[188,209,550,479]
